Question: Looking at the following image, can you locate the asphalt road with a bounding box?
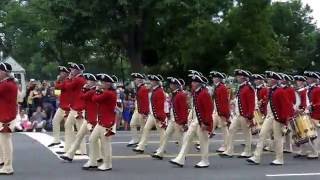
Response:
[2,130,320,180]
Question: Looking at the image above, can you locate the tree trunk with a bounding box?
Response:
[127,24,144,72]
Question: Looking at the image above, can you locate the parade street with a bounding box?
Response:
[2,130,320,180]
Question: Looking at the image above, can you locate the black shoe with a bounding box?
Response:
[97,159,103,163]
[283,150,292,154]
[60,155,73,162]
[132,148,144,153]
[169,160,183,168]
[195,145,200,151]
[127,143,138,147]
[151,154,163,160]
[219,153,233,158]
[0,162,4,166]
[238,155,251,159]
[194,164,209,168]
[307,156,319,160]
[56,151,65,155]
[48,142,60,147]
[59,145,64,148]
[82,166,98,170]
[246,158,259,165]
[293,154,306,158]
[75,153,87,156]
[270,162,283,166]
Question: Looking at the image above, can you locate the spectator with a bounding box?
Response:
[27,83,43,117]
[30,106,47,132]
[41,81,55,122]
[19,109,32,131]
[116,88,124,130]
[122,93,135,130]
[23,79,37,109]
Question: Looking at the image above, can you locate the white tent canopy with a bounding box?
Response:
[1,56,26,73]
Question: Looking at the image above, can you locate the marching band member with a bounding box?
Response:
[151,77,188,160]
[133,74,166,153]
[252,74,269,119]
[127,73,149,147]
[188,70,211,150]
[48,66,72,147]
[247,71,294,165]
[59,62,87,155]
[251,74,269,143]
[295,71,320,159]
[83,73,117,171]
[169,73,213,168]
[60,73,101,162]
[292,75,314,158]
[0,62,18,175]
[209,71,230,153]
[279,73,296,153]
[220,69,255,158]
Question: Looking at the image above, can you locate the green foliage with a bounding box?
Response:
[0,0,319,80]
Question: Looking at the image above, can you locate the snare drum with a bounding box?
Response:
[290,115,317,146]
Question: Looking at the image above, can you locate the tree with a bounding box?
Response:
[270,0,319,73]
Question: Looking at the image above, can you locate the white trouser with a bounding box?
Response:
[283,129,292,152]
[129,111,146,143]
[224,115,252,155]
[0,133,13,172]
[88,124,112,168]
[252,117,284,163]
[188,111,200,145]
[51,108,66,143]
[172,119,209,165]
[136,115,166,151]
[0,141,2,163]
[296,140,318,157]
[215,114,229,149]
[66,121,102,159]
[64,109,86,154]
[155,120,184,156]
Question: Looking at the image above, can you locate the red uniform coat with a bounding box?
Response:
[0,79,18,131]
[92,89,117,128]
[237,82,255,120]
[297,88,307,111]
[55,78,72,111]
[64,75,86,111]
[151,86,166,123]
[81,88,98,126]
[257,86,269,116]
[193,87,214,132]
[214,83,230,120]
[136,84,149,115]
[269,87,294,125]
[284,86,296,106]
[172,90,188,126]
[308,86,320,120]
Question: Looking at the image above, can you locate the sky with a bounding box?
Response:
[274,0,320,27]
